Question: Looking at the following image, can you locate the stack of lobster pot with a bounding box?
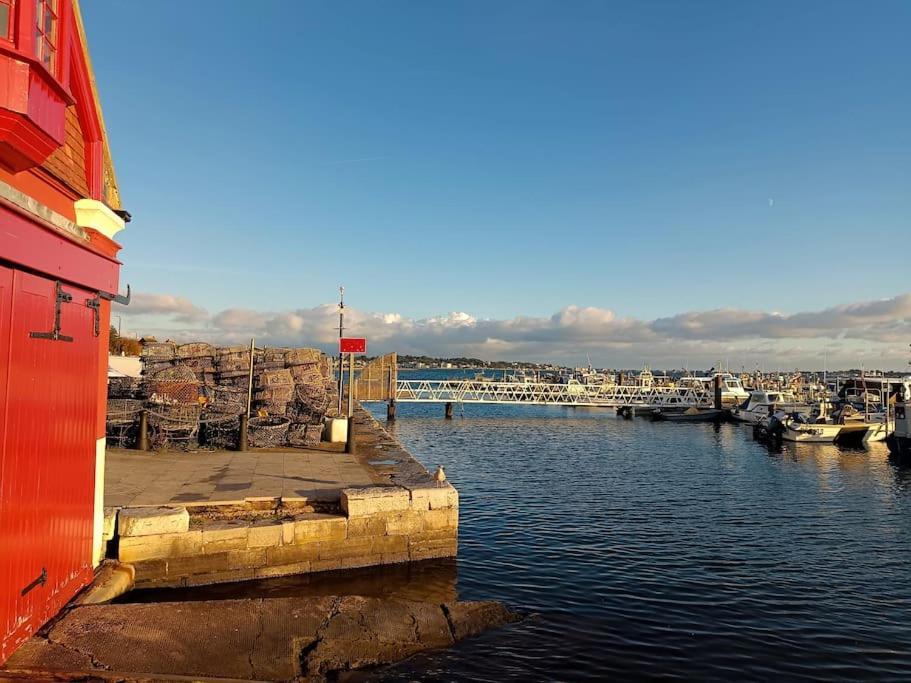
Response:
[175,342,217,399]
[215,346,251,389]
[255,367,295,415]
[284,347,327,446]
[140,341,177,379]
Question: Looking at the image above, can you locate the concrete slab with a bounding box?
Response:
[106,446,377,508]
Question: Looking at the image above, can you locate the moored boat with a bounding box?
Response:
[730,389,804,424]
[652,407,727,422]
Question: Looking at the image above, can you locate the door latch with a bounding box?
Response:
[21,567,47,596]
[30,282,74,342]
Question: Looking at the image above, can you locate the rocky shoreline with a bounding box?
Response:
[2,595,520,681]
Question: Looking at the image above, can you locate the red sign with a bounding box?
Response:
[339,337,367,354]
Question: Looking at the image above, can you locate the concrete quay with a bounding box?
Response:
[101,407,459,588]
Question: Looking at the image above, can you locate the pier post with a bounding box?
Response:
[345,418,357,454]
[387,399,396,422]
[238,413,249,451]
[445,402,453,419]
[137,409,149,451]
[713,375,723,410]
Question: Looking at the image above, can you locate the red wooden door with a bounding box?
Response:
[0,269,98,662]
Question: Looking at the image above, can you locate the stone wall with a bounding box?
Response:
[118,482,458,588]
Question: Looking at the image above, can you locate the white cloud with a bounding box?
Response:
[114,292,911,369]
[120,293,208,324]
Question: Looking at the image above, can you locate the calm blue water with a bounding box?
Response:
[357,370,911,681]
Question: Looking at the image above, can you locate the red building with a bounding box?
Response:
[0,0,126,663]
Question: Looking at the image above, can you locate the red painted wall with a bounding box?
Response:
[0,267,100,661]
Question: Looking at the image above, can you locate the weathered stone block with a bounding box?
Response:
[254,561,311,579]
[384,511,424,536]
[201,521,249,554]
[341,486,410,517]
[422,508,459,532]
[347,516,386,538]
[102,507,118,541]
[408,483,459,511]
[184,568,254,586]
[265,543,320,566]
[130,559,168,581]
[381,551,411,565]
[118,531,202,562]
[310,555,377,573]
[292,513,347,543]
[316,537,374,561]
[248,520,283,548]
[166,552,230,577]
[410,537,458,561]
[227,548,267,570]
[118,506,189,537]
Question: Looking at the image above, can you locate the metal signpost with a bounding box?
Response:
[339,336,367,418]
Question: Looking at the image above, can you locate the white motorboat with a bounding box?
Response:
[677,372,750,405]
[731,389,804,425]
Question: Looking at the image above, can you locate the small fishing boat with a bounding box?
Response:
[730,389,804,425]
[652,407,727,422]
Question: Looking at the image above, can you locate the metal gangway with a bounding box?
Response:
[394,379,712,409]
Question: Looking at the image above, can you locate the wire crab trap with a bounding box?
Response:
[248,416,290,448]
[287,423,323,448]
[200,408,242,449]
[146,364,200,404]
[108,376,143,399]
[147,403,202,450]
[105,398,143,447]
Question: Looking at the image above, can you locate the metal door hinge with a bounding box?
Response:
[98,284,131,306]
[21,567,47,596]
[86,296,101,336]
[30,282,73,342]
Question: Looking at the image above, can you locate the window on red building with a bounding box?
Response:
[34,0,57,74]
[0,0,14,41]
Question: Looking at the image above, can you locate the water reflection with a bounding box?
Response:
[122,558,459,605]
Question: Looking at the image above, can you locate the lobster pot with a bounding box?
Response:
[216,358,249,374]
[287,423,323,448]
[147,364,200,404]
[200,411,240,449]
[175,342,216,360]
[255,400,290,416]
[262,348,289,365]
[289,363,322,384]
[257,369,294,389]
[212,386,247,413]
[285,348,321,367]
[147,403,201,450]
[140,341,177,361]
[105,399,143,448]
[248,416,290,447]
[108,376,142,399]
[141,360,175,377]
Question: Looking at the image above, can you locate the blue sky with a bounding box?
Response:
[83,2,911,366]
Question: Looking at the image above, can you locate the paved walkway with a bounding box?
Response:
[105,447,376,507]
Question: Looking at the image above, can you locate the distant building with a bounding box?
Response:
[0,1,127,663]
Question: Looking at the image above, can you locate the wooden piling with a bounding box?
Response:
[387,399,397,422]
[238,413,249,451]
[713,375,723,410]
[137,409,149,451]
[345,419,356,453]
[445,402,453,419]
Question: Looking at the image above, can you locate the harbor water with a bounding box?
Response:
[360,374,911,681]
[130,370,911,681]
